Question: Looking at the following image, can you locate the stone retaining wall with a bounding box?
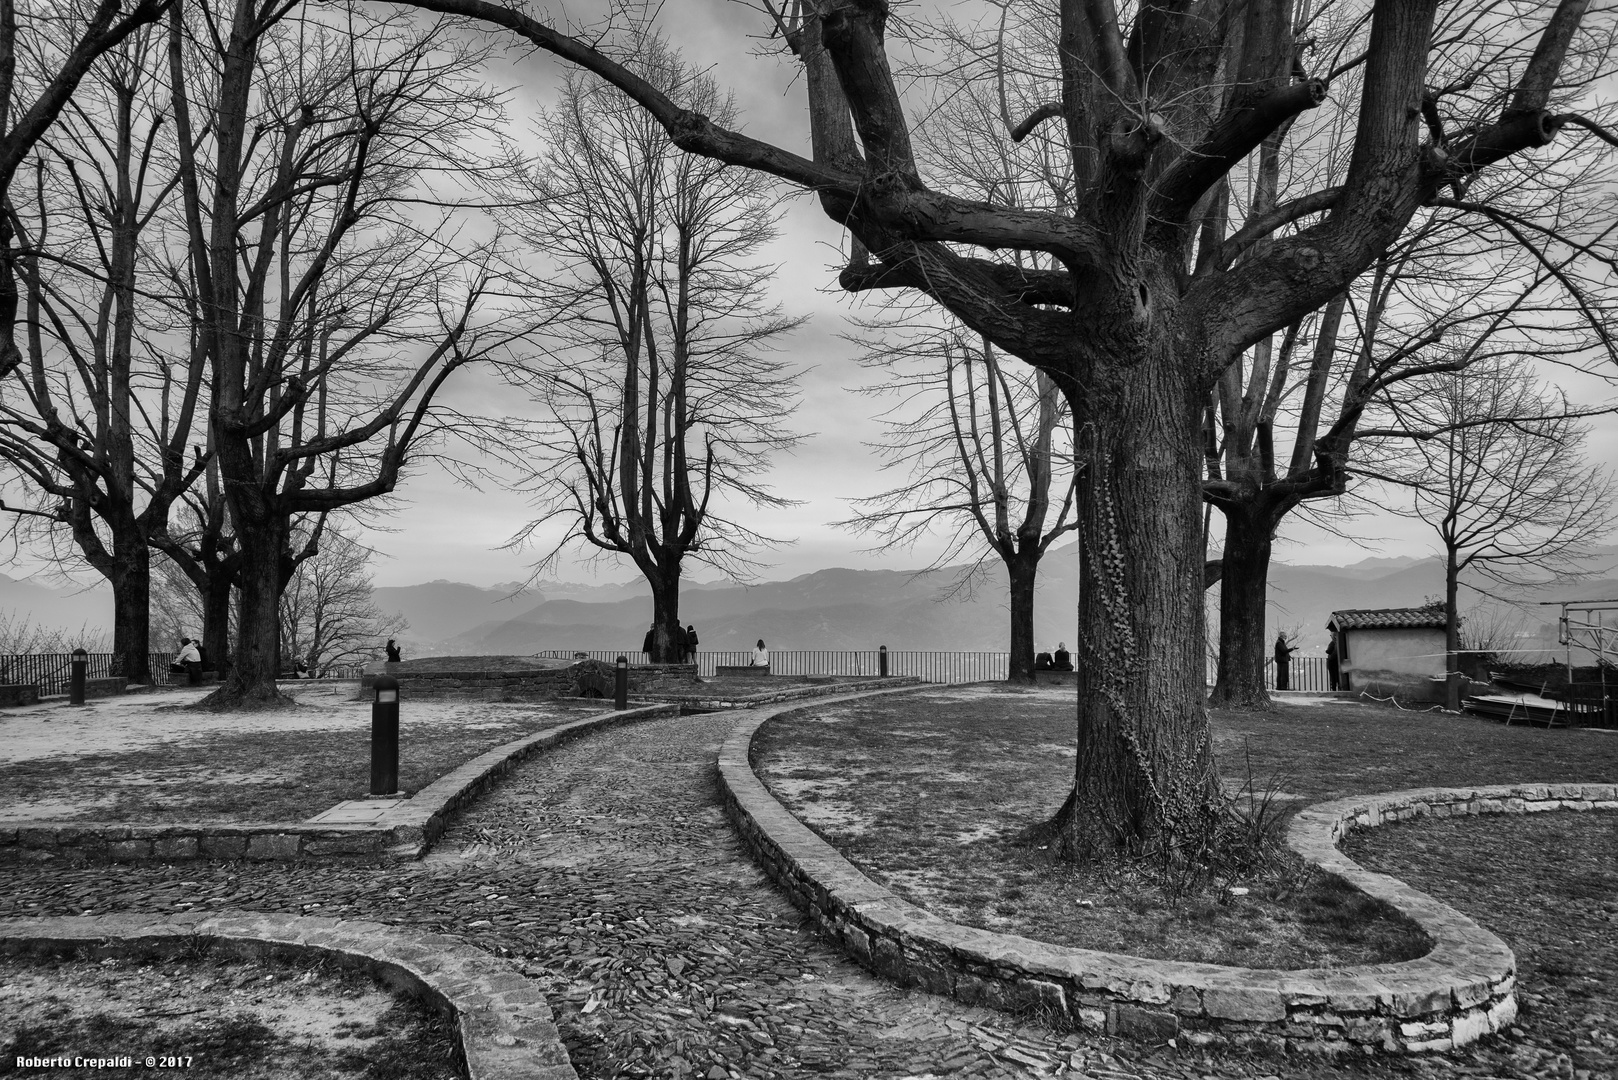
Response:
[0,683,38,707]
[718,697,1618,1054]
[362,660,694,700]
[0,703,678,865]
[0,912,576,1080]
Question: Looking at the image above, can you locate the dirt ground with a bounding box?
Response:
[0,949,460,1079]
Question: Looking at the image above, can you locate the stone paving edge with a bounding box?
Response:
[717,695,1618,1055]
[0,703,680,865]
[0,912,577,1080]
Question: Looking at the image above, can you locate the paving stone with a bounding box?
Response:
[2,708,1611,1080]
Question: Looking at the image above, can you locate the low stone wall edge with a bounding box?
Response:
[719,694,1615,1054]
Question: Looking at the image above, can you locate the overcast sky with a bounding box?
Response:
[345,0,1618,589]
[11,2,1609,593]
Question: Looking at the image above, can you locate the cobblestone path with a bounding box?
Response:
[0,709,1605,1080]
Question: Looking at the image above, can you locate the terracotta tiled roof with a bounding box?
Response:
[1328,606,1447,632]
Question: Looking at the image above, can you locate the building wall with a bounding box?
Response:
[1342,627,1447,701]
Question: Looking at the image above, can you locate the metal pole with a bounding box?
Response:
[371,675,400,796]
[879,644,888,678]
[69,648,88,705]
[615,655,628,710]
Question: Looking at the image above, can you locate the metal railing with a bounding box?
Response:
[532,648,1011,685]
[1265,654,1333,692]
[0,652,178,697]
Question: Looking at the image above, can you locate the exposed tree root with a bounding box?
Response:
[191,682,300,711]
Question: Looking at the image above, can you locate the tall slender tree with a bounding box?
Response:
[168,0,511,704]
[1371,354,1616,709]
[407,0,1618,860]
[0,24,202,683]
[502,37,803,662]
[844,322,1076,680]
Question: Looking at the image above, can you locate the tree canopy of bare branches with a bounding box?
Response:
[393,0,1618,862]
[499,34,804,662]
[168,0,518,705]
[843,319,1075,680]
[1371,352,1617,708]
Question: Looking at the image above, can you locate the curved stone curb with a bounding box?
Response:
[0,913,576,1080]
[0,703,679,865]
[641,676,927,713]
[718,695,1618,1054]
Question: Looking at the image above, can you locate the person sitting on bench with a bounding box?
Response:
[1052,643,1074,671]
[170,637,201,674]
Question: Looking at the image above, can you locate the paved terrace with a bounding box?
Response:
[0,693,1609,1079]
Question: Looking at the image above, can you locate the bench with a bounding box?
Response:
[714,665,770,677]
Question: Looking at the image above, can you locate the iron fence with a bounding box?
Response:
[0,652,178,697]
[1265,654,1333,692]
[531,648,1011,685]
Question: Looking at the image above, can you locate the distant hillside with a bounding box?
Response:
[0,573,111,643]
[371,580,541,652]
[417,556,1085,654]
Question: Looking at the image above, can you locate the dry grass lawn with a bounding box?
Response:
[0,697,600,824]
[751,686,1618,970]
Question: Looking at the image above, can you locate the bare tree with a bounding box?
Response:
[1206,181,1616,706]
[501,36,803,662]
[1370,353,1616,709]
[168,0,514,705]
[0,24,204,684]
[278,520,404,676]
[395,0,1615,860]
[844,320,1076,680]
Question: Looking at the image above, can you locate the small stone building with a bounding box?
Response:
[1327,605,1448,702]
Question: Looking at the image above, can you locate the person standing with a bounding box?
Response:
[385,639,401,663]
[642,622,657,658]
[684,624,699,663]
[1326,634,1341,691]
[1273,632,1297,691]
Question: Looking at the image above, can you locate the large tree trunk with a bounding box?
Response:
[1208,506,1277,707]
[201,570,233,678]
[204,511,290,707]
[108,535,152,684]
[1046,345,1221,860]
[1007,553,1039,682]
[648,569,682,664]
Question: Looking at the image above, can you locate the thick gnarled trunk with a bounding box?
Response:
[108,538,152,684]
[1208,507,1277,707]
[648,565,683,664]
[207,510,289,707]
[1049,342,1221,859]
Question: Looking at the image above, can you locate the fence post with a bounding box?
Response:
[879,645,888,678]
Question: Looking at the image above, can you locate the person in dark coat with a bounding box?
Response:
[385,639,401,663]
[1274,632,1297,691]
[684,624,699,663]
[1326,635,1341,691]
[671,623,688,663]
[1034,650,1054,671]
[1052,643,1074,671]
[642,623,657,657]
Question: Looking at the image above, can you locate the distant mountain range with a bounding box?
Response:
[7,544,1617,661]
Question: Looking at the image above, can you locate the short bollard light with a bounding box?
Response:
[614,655,629,710]
[371,675,400,797]
[69,647,88,705]
[878,644,888,678]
